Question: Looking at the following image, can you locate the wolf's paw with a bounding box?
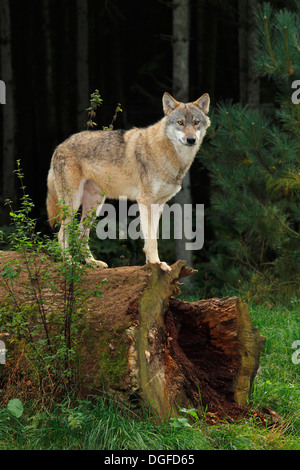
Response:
[149,261,172,272]
[94,260,108,268]
[85,257,108,268]
[158,261,172,272]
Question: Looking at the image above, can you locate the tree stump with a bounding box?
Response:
[0,253,265,421]
[77,259,265,420]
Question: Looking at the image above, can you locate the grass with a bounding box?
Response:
[251,303,300,410]
[0,302,299,450]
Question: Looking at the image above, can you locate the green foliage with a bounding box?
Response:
[0,164,104,401]
[7,398,24,418]
[86,89,103,129]
[102,103,123,131]
[251,303,300,417]
[200,3,300,301]
[86,89,122,131]
[254,2,300,80]
[170,408,199,429]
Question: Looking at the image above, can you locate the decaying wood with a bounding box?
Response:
[0,252,265,420]
[77,259,265,420]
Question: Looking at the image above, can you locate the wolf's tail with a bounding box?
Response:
[46,169,61,228]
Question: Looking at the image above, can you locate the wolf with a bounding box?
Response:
[46,92,210,271]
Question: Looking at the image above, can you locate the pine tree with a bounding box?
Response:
[200,2,300,301]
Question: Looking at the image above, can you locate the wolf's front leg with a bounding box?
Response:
[138,201,171,272]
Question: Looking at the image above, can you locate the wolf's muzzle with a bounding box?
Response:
[186,137,196,146]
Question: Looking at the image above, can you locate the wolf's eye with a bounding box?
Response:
[194,120,200,126]
[177,120,184,126]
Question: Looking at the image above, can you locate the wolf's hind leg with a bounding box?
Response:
[56,182,84,258]
[80,180,108,268]
[138,200,171,272]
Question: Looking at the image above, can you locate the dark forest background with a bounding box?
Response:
[0,0,299,297]
[0,0,242,213]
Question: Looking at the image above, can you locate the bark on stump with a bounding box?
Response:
[0,253,265,420]
[78,260,265,420]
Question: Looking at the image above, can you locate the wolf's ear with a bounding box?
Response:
[163,92,180,115]
[193,93,210,114]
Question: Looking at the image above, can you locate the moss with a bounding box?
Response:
[97,330,129,388]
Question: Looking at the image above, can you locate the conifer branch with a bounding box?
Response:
[283,26,292,75]
[247,181,300,240]
[226,111,233,132]
[263,15,277,68]
[254,149,274,174]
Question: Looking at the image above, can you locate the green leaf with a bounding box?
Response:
[180,407,199,420]
[7,398,24,418]
[170,417,191,428]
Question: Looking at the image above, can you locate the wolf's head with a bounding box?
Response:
[163,92,210,148]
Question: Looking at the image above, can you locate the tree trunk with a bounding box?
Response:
[195,0,206,93]
[75,260,265,420]
[204,2,218,105]
[0,254,265,422]
[247,0,260,109]
[172,0,193,272]
[76,0,89,130]
[238,0,260,109]
[0,0,15,221]
[238,0,248,106]
[42,0,56,140]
